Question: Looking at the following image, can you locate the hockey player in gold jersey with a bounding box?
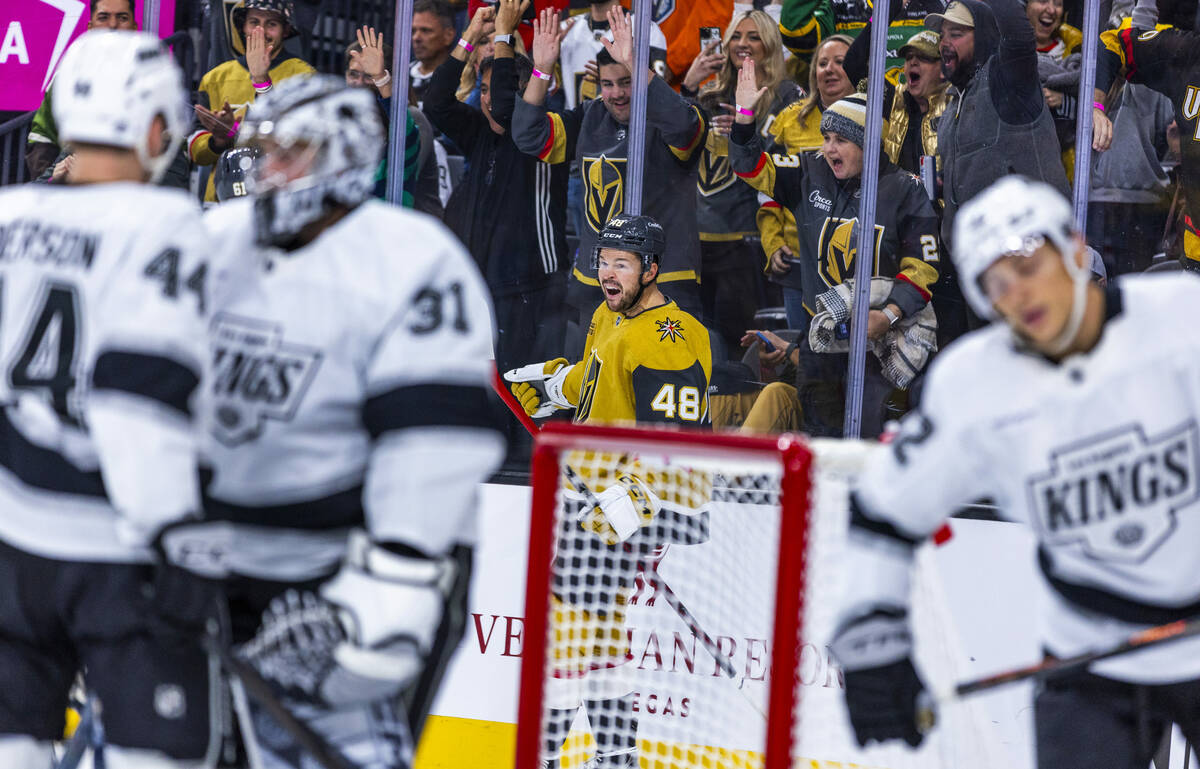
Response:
[506,214,712,427]
[505,215,712,768]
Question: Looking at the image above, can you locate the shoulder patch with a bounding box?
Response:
[656,316,686,343]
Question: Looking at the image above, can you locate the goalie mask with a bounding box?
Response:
[51,30,190,184]
[590,214,666,273]
[238,75,384,247]
[952,176,1088,354]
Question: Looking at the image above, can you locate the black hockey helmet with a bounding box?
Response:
[590,214,666,274]
[214,145,261,202]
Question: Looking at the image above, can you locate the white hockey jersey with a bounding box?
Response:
[844,275,1200,684]
[559,14,668,109]
[200,200,505,581]
[0,183,209,562]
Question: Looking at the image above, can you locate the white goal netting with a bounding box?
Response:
[518,429,1011,769]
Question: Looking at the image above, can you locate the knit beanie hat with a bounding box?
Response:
[819,92,868,148]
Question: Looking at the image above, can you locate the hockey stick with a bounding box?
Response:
[917,616,1200,732]
[947,617,1200,699]
[560,465,768,720]
[492,365,540,437]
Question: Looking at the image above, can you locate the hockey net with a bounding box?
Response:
[515,423,1011,769]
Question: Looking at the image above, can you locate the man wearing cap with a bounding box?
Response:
[189,0,315,203]
[843,23,949,178]
[924,0,1075,253]
[730,62,940,437]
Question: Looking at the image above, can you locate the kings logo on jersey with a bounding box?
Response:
[583,155,626,234]
[209,313,322,446]
[1027,421,1200,562]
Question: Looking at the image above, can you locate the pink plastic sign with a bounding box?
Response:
[0,0,177,112]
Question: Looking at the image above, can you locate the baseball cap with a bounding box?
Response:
[898,30,941,59]
[925,1,974,32]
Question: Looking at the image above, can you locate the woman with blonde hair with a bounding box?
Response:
[680,9,804,358]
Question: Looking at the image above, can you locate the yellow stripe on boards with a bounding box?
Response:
[414,715,900,769]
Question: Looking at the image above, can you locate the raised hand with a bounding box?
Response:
[245,26,271,83]
[495,0,531,36]
[599,4,634,71]
[683,41,723,92]
[463,4,496,45]
[530,7,566,72]
[195,101,238,149]
[351,26,386,80]
[734,58,768,123]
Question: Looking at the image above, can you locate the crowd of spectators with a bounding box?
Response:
[21,0,1197,451]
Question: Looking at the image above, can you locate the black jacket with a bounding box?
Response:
[423,56,568,296]
[729,121,940,319]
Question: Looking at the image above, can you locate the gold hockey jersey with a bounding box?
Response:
[564,299,712,427]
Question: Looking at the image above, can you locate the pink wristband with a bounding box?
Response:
[1093,100,1106,112]
[225,120,240,139]
[736,105,755,117]
[252,79,270,88]
[532,68,553,82]
[458,38,475,53]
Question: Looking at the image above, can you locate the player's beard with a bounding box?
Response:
[605,277,648,315]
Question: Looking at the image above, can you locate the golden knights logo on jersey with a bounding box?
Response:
[1028,422,1200,562]
[1184,85,1200,140]
[575,351,602,423]
[210,313,322,446]
[583,154,625,233]
[697,150,735,197]
[816,217,885,288]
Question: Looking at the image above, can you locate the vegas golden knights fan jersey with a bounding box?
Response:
[845,277,1200,686]
[511,77,706,308]
[0,183,209,562]
[563,299,711,428]
[200,199,504,581]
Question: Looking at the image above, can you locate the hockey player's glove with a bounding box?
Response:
[504,358,574,418]
[240,530,450,708]
[829,607,929,748]
[580,474,662,545]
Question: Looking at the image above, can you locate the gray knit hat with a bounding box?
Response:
[819,92,868,148]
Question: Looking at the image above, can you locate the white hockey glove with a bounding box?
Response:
[828,606,929,748]
[580,474,662,545]
[504,358,574,418]
[239,530,450,708]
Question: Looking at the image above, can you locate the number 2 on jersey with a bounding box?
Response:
[1,279,81,420]
[650,383,702,422]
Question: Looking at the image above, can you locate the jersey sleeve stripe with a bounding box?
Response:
[735,152,769,180]
[203,483,365,530]
[539,113,569,164]
[0,408,107,499]
[92,351,200,418]
[896,268,934,302]
[668,108,706,161]
[849,492,921,548]
[362,383,495,440]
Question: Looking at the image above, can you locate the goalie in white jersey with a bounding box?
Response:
[188,75,505,768]
[829,176,1200,768]
[0,31,216,768]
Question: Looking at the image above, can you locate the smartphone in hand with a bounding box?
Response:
[754,331,776,353]
[699,26,722,55]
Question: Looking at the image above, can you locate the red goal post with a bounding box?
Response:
[515,422,815,769]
